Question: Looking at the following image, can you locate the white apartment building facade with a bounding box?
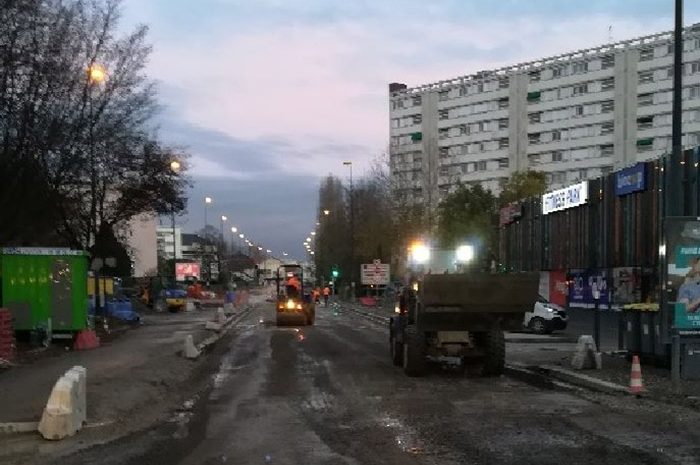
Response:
[389,24,700,210]
[156,226,183,261]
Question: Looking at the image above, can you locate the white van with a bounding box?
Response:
[523,296,568,334]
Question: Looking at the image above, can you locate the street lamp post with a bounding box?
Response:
[230,226,238,252]
[170,160,181,279]
[343,161,354,296]
[220,215,227,245]
[204,196,213,230]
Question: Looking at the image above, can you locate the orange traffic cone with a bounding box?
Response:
[629,355,644,394]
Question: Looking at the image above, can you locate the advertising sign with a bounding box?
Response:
[568,269,610,309]
[542,181,588,215]
[538,270,567,307]
[176,262,201,281]
[361,260,390,285]
[615,163,646,196]
[666,218,700,329]
[611,267,642,305]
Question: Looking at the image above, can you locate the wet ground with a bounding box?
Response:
[56,303,700,465]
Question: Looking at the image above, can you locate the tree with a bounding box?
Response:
[314,175,350,285]
[436,184,498,258]
[499,170,546,205]
[0,0,189,252]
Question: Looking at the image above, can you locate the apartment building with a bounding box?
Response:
[156,226,183,261]
[389,24,700,210]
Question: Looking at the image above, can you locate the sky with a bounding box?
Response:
[119,0,700,259]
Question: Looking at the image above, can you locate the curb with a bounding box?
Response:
[194,305,254,355]
[506,362,628,395]
[0,422,39,434]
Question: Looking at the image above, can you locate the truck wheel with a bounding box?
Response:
[402,325,426,377]
[529,317,546,335]
[475,328,505,377]
[390,334,403,366]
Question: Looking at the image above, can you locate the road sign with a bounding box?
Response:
[361,261,390,285]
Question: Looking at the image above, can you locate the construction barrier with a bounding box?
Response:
[38,366,87,440]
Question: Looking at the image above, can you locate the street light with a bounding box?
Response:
[283,252,288,256]
[266,249,272,254]
[169,160,181,278]
[306,237,311,242]
[204,196,213,231]
[323,210,330,215]
[220,215,227,244]
[87,63,107,84]
[310,231,316,236]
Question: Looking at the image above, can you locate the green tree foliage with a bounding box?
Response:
[0,0,189,249]
[436,184,497,252]
[314,175,350,284]
[498,170,546,205]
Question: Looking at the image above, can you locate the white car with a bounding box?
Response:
[523,296,568,334]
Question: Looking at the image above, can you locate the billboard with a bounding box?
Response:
[568,269,610,309]
[666,218,700,329]
[361,260,390,285]
[176,262,201,281]
[542,181,588,215]
[611,267,642,305]
[539,270,567,307]
[615,163,646,196]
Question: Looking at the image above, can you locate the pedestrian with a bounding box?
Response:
[322,286,331,306]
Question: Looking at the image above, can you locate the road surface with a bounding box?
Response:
[58,303,700,465]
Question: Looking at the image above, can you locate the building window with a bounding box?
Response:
[639,48,654,61]
[601,100,615,113]
[412,114,422,125]
[439,91,449,101]
[573,83,588,96]
[601,77,615,91]
[498,97,509,109]
[691,62,700,75]
[412,95,422,106]
[498,158,509,168]
[601,122,614,135]
[499,138,509,149]
[574,105,584,117]
[529,154,541,165]
[498,118,508,129]
[439,167,449,176]
[551,130,562,141]
[410,132,423,142]
[499,77,510,89]
[553,172,566,184]
[600,144,614,157]
[638,93,654,106]
[439,128,449,139]
[528,133,541,145]
[572,61,588,74]
[578,169,588,179]
[477,161,487,171]
[439,110,448,120]
[639,71,654,84]
[527,91,541,102]
[529,71,541,82]
[551,66,562,78]
[552,150,563,162]
[637,116,654,130]
[529,112,542,124]
[601,55,615,69]
[637,137,654,150]
[439,147,449,158]
[690,86,700,100]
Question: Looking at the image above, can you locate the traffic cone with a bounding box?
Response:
[629,355,644,394]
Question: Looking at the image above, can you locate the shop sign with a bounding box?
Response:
[542,181,588,215]
[615,163,646,196]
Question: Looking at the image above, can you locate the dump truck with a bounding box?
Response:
[389,246,539,377]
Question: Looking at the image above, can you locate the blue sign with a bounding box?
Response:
[615,163,646,196]
[568,270,610,309]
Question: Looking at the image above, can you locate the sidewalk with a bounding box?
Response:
[0,305,248,464]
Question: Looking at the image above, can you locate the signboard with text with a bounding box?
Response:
[666,218,700,329]
[542,181,588,215]
[361,261,390,285]
[568,269,610,309]
[615,163,646,196]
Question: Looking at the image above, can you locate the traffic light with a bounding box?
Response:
[331,265,339,279]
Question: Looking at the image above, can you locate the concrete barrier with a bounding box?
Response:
[183,334,200,359]
[216,308,226,324]
[38,366,87,440]
[571,335,602,370]
[205,321,222,331]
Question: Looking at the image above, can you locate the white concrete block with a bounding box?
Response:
[223,302,234,314]
[216,308,227,324]
[38,368,85,440]
[185,301,195,312]
[571,335,599,370]
[183,334,200,359]
[205,321,222,332]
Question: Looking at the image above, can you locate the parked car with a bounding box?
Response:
[523,296,568,334]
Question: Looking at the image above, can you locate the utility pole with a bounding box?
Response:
[343,161,354,296]
[671,0,684,216]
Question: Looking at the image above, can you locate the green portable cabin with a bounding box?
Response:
[0,248,89,333]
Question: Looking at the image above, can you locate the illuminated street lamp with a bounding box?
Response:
[306,237,311,242]
[283,252,288,256]
[220,215,228,242]
[310,231,316,236]
[170,160,181,173]
[323,210,330,216]
[204,196,213,230]
[87,63,107,84]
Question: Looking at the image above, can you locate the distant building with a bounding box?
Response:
[156,226,183,261]
[125,214,157,277]
[389,23,700,210]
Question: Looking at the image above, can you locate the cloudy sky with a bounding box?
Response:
[119,0,700,258]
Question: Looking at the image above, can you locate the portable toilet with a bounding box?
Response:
[0,247,88,335]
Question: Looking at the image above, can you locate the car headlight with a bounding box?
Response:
[286,299,295,310]
[546,307,554,312]
[394,305,401,314]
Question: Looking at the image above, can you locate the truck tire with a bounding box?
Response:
[529,317,547,335]
[402,325,426,377]
[475,327,505,377]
